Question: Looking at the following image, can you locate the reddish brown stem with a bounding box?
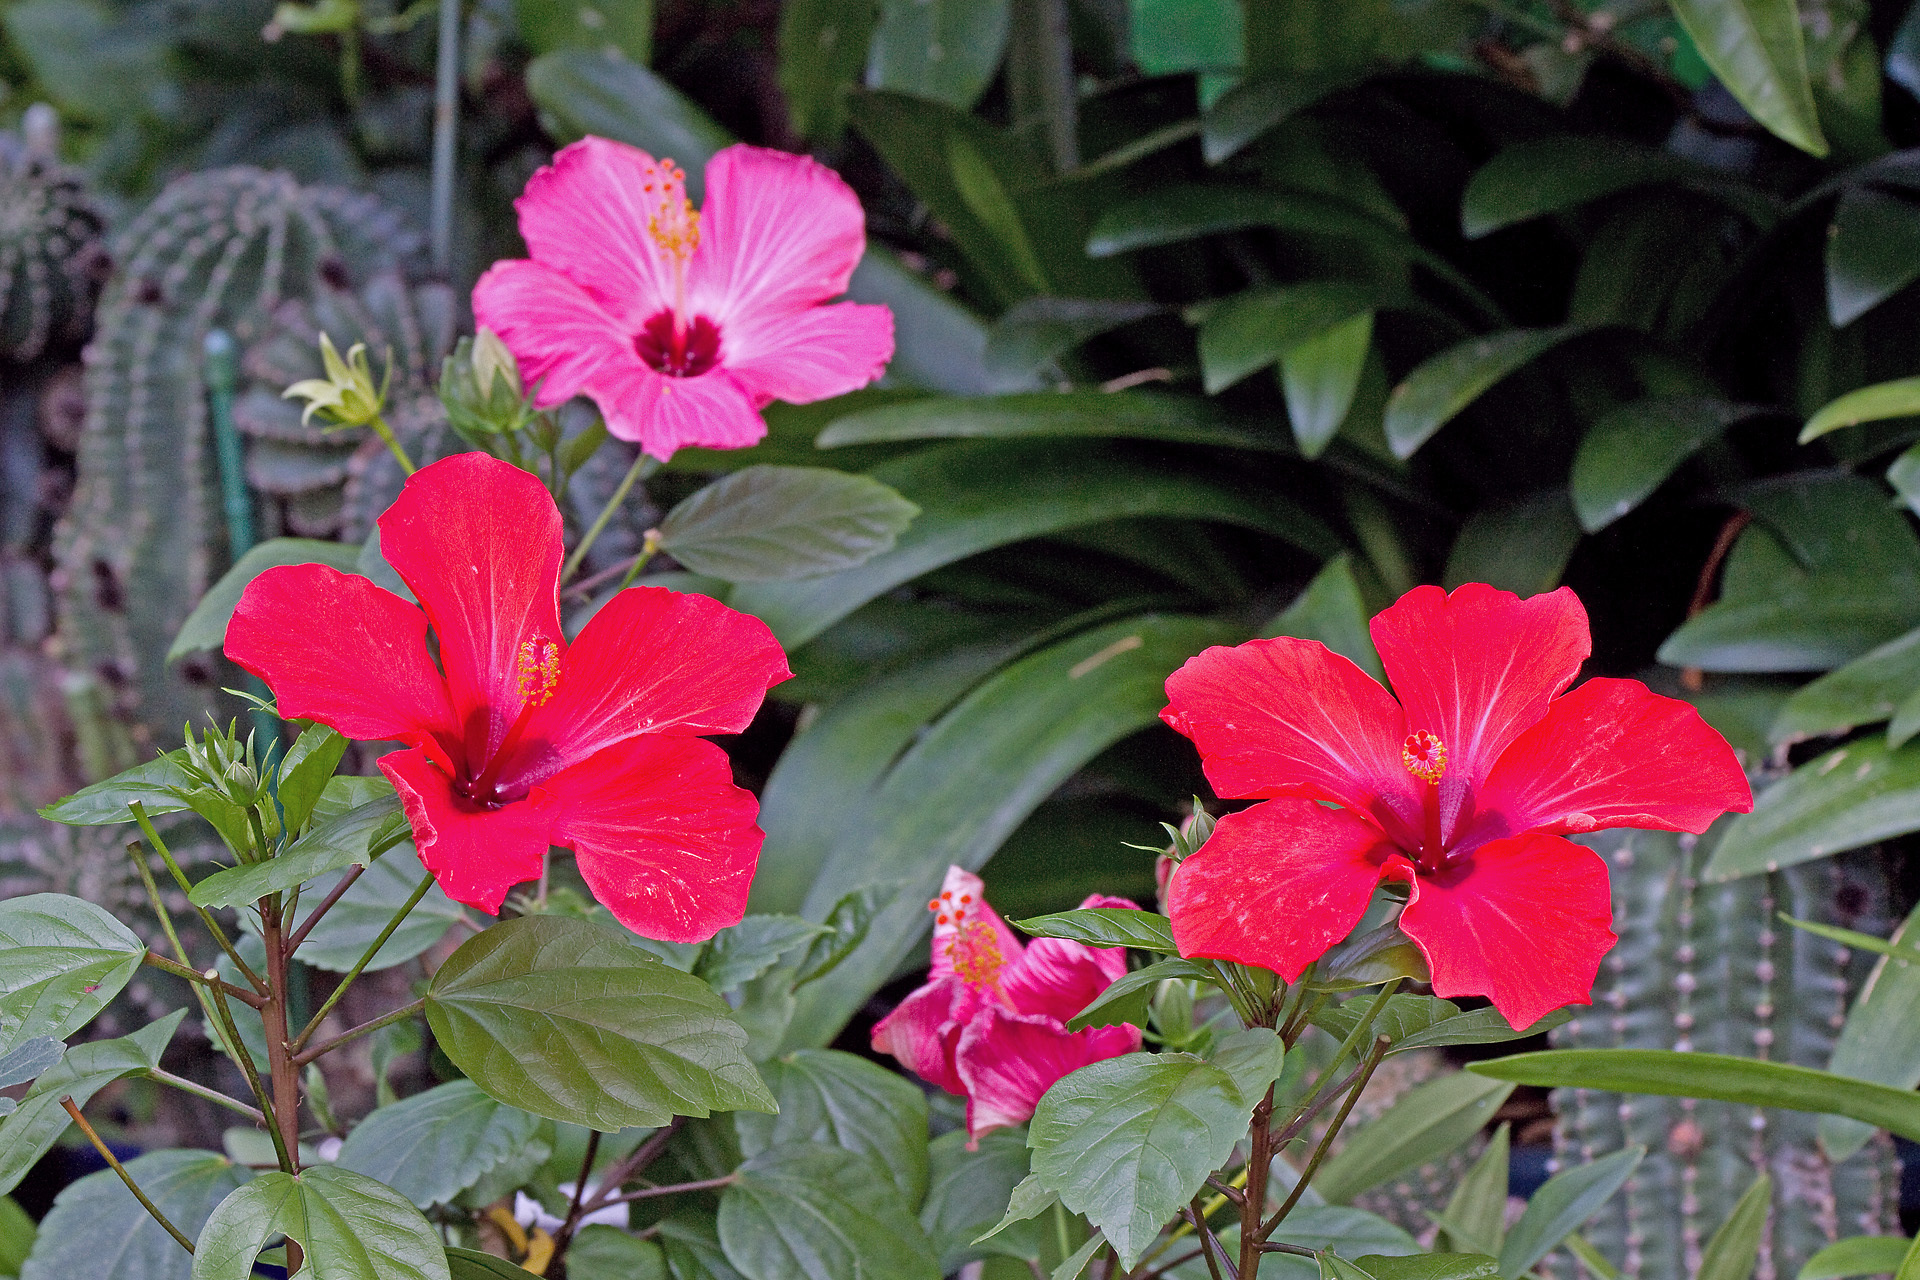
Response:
[259,899,305,1271]
[1238,1084,1277,1279]
[1681,510,1751,691]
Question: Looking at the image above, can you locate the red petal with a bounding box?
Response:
[379,747,549,915]
[377,454,564,772]
[225,564,456,764]
[503,586,790,791]
[1399,832,1616,1029]
[544,735,762,943]
[954,1007,1141,1144]
[870,976,978,1096]
[1370,584,1590,841]
[1471,677,1753,845]
[1162,638,1420,837]
[1166,800,1401,981]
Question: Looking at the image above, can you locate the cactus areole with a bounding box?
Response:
[222,452,792,941]
[1159,583,1755,1027]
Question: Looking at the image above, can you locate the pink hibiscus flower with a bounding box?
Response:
[472,137,895,461]
[871,867,1142,1145]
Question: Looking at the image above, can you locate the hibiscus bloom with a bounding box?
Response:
[472,137,894,462]
[872,866,1142,1145]
[1161,583,1751,1027]
[224,452,791,941]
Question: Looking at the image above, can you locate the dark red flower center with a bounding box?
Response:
[1402,730,1451,870]
[634,310,721,377]
[459,637,562,806]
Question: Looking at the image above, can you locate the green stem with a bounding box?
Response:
[295,998,427,1066]
[141,951,264,1007]
[562,450,656,584]
[292,872,434,1052]
[206,975,293,1175]
[129,803,266,994]
[615,528,663,591]
[1286,979,1400,1122]
[368,414,416,474]
[61,1098,196,1254]
[148,1068,267,1125]
[428,0,460,274]
[1261,1035,1389,1240]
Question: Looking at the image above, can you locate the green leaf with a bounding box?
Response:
[1201,69,1364,164]
[1395,1006,1572,1054]
[1067,958,1218,1032]
[717,1142,941,1280]
[1571,399,1771,532]
[1196,282,1378,394]
[189,796,405,909]
[1013,908,1176,953]
[1821,900,1920,1161]
[1281,311,1374,458]
[1210,1027,1286,1105]
[426,916,775,1130]
[658,467,919,582]
[1705,736,1920,879]
[1827,187,1920,327]
[947,130,1048,292]
[333,1081,546,1210]
[697,916,830,993]
[1470,1050,1920,1140]
[1383,327,1591,459]
[1442,490,1581,596]
[168,538,362,660]
[867,0,1010,110]
[274,726,350,835]
[1499,1146,1645,1278]
[1438,1123,1509,1255]
[526,50,732,185]
[1784,626,1920,739]
[1311,1072,1515,1205]
[973,1172,1058,1247]
[0,1011,184,1196]
[1261,554,1384,681]
[1658,573,1920,673]
[1461,138,1686,238]
[776,0,877,141]
[0,1195,30,1276]
[1355,1255,1499,1280]
[568,1226,671,1280]
[189,1164,451,1280]
[514,0,652,64]
[1053,1233,1106,1280]
[292,857,465,973]
[1087,185,1415,260]
[0,893,146,1053]
[38,750,194,825]
[447,1246,539,1280]
[920,1129,1037,1270]
[25,1149,247,1280]
[735,1050,930,1207]
[1268,1205,1419,1262]
[982,300,1161,381]
[1802,377,1920,442]
[1028,1052,1254,1267]
[1798,1236,1913,1280]
[1667,0,1826,155]
[1698,1175,1772,1280]
[815,390,1293,454]
[0,1038,61,1091]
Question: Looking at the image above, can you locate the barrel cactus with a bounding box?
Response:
[0,118,106,364]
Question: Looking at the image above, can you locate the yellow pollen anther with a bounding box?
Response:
[1402,730,1448,785]
[641,159,700,263]
[516,637,562,706]
[945,921,1004,989]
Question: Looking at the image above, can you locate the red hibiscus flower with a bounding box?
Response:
[1160,583,1751,1027]
[872,867,1142,1145]
[224,452,791,942]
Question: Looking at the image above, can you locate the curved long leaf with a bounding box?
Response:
[1658,573,1920,673]
[1827,186,1920,327]
[1462,138,1686,238]
[1704,736,1920,879]
[1667,0,1826,156]
[1312,1072,1515,1205]
[1202,69,1366,164]
[1798,1236,1912,1280]
[169,538,362,660]
[1773,626,1920,742]
[1498,1146,1644,1278]
[1801,377,1920,442]
[1383,326,1592,459]
[816,391,1291,453]
[1821,900,1920,1161]
[1571,399,1773,532]
[189,797,406,910]
[657,466,919,582]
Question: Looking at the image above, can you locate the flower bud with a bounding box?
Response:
[283,332,388,430]
[472,327,522,399]
[439,331,536,441]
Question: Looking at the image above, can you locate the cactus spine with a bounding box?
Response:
[0,117,106,364]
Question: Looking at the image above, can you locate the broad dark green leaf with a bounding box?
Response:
[0,1038,61,1092]
[1281,311,1374,458]
[1827,187,1920,326]
[334,1081,545,1209]
[190,1164,450,1280]
[658,467,919,582]
[815,391,1291,454]
[1028,1052,1254,1268]
[1013,908,1176,953]
[189,796,405,909]
[1438,1124,1509,1256]
[1821,901,1920,1161]
[1499,1146,1645,1278]
[982,299,1161,381]
[1261,554,1384,680]
[1210,1027,1286,1106]
[735,1050,930,1207]
[0,893,146,1053]
[274,726,349,835]
[697,916,830,993]
[1355,1254,1498,1280]
[1667,0,1826,156]
[1442,490,1581,596]
[1802,377,1920,442]
[447,1247,535,1279]
[947,130,1047,291]
[167,538,362,659]
[1658,573,1920,673]
[38,749,193,825]
[867,0,1009,110]
[920,1129,1037,1270]
[1312,1073,1515,1205]
[568,1226,671,1280]
[1571,399,1771,532]
[1309,993,1551,1055]
[776,0,876,141]
[515,0,652,64]
[1267,1205,1419,1265]
[1196,282,1378,394]
[1088,185,1409,259]
[1705,736,1920,879]
[1067,958,1217,1031]
[426,916,775,1130]
[1698,1175,1772,1280]
[23,1149,247,1280]
[1461,138,1685,238]
[0,1194,30,1275]
[717,1142,940,1280]
[1798,1236,1912,1280]
[1383,327,1591,459]
[292,857,465,973]
[1201,68,1364,164]
[1470,1050,1920,1140]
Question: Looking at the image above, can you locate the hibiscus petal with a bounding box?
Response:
[996,893,1135,1021]
[377,454,565,771]
[1399,832,1616,1029]
[225,564,456,764]
[1471,677,1753,846]
[1162,637,1420,836]
[871,976,976,1096]
[722,301,894,406]
[505,586,789,789]
[927,865,1025,981]
[471,259,639,410]
[1370,584,1590,805]
[544,735,761,943]
[514,135,679,326]
[954,1008,1141,1144]
[380,747,550,915]
[689,144,868,324]
[618,369,769,460]
[1166,799,1401,981]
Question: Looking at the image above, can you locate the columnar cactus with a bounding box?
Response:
[0,122,106,363]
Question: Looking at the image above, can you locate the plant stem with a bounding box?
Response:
[60,1098,196,1254]
[259,900,303,1176]
[295,998,427,1066]
[1238,1084,1277,1279]
[1261,1035,1390,1241]
[574,1117,683,1216]
[1187,1198,1233,1280]
[615,529,663,591]
[291,872,433,1052]
[598,1175,737,1207]
[285,863,365,951]
[129,804,266,994]
[562,451,656,584]
[141,951,264,1007]
[148,1068,267,1125]
[550,1128,603,1264]
[428,0,460,275]
[205,975,292,1174]
[368,414,417,474]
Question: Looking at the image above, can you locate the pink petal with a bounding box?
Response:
[689,144,869,325]
[1166,799,1402,982]
[544,735,761,943]
[1399,832,1616,1029]
[954,1008,1141,1144]
[380,747,550,914]
[996,894,1137,1022]
[471,259,639,410]
[722,301,894,406]
[501,586,790,792]
[376,454,564,774]
[608,368,770,461]
[871,976,979,1096]
[1470,677,1754,847]
[225,564,457,768]
[1162,637,1421,841]
[515,135,678,326]
[928,865,1024,981]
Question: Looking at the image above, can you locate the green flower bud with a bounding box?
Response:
[283,332,389,430]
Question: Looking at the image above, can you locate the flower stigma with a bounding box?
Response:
[928,890,1003,989]
[1402,731,1448,785]
[640,157,700,365]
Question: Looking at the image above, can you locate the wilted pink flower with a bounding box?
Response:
[472,137,894,461]
[871,867,1141,1145]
